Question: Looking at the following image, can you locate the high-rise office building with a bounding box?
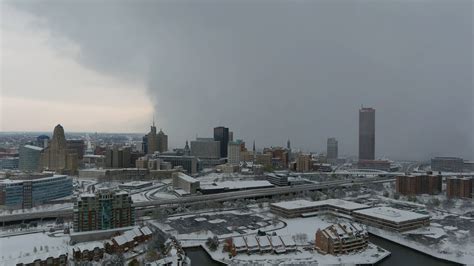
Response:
[105,146,132,168]
[157,129,168,153]
[227,141,241,165]
[19,145,43,172]
[73,189,135,232]
[191,138,221,159]
[144,122,168,155]
[214,127,229,158]
[327,138,338,162]
[358,107,375,160]
[40,124,79,174]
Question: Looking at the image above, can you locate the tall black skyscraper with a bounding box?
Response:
[359,107,375,160]
[214,126,229,158]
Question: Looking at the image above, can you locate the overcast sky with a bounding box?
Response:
[1,0,473,160]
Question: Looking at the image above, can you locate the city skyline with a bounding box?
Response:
[1,1,472,161]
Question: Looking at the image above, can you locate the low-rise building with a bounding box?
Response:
[266,173,289,186]
[0,174,72,208]
[357,160,391,171]
[172,172,200,194]
[270,199,369,218]
[431,157,464,172]
[119,181,153,190]
[315,223,368,255]
[199,180,273,194]
[216,163,240,173]
[352,207,430,232]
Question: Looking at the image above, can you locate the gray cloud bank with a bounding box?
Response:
[8,0,473,160]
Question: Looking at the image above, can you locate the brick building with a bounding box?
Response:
[446,177,473,198]
[396,175,442,195]
[315,223,368,255]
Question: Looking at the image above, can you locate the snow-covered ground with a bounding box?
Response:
[148,207,390,265]
[206,242,389,265]
[0,203,73,216]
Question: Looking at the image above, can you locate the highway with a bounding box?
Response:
[133,176,394,209]
[0,176,394,224]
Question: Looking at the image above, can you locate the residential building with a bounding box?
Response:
[256,153,272,168]
[431,157,464,172]
[73,189,135,232]
[0,174,72,208]
[359,107,375,160]
[326,138,338,162]
[296,154,311,172]
[446,177,473,198]
[263,147,289,169]
[214,126,230,158]
[315,223,368,255]
[396,175,442,195]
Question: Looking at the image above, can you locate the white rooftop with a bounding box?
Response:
[201,180,273,190]
[354,207,430,223]
[176,173,199,183]
[24,145,43,151]
[271,199,369,211]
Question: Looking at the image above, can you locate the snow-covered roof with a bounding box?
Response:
[233,237,247,248]
[354,207,430,223]
[23,145,43,151]
[208,219,226,224]
[271,199,369,211]
[176,173,199,183]
[140,226,153,236]
[268,236,284,247]
[201,180,273,190]
[257,236,271,247]
[279,235,296,247]
[245,236,258,247]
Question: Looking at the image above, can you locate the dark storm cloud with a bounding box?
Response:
[9,0,473,160]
